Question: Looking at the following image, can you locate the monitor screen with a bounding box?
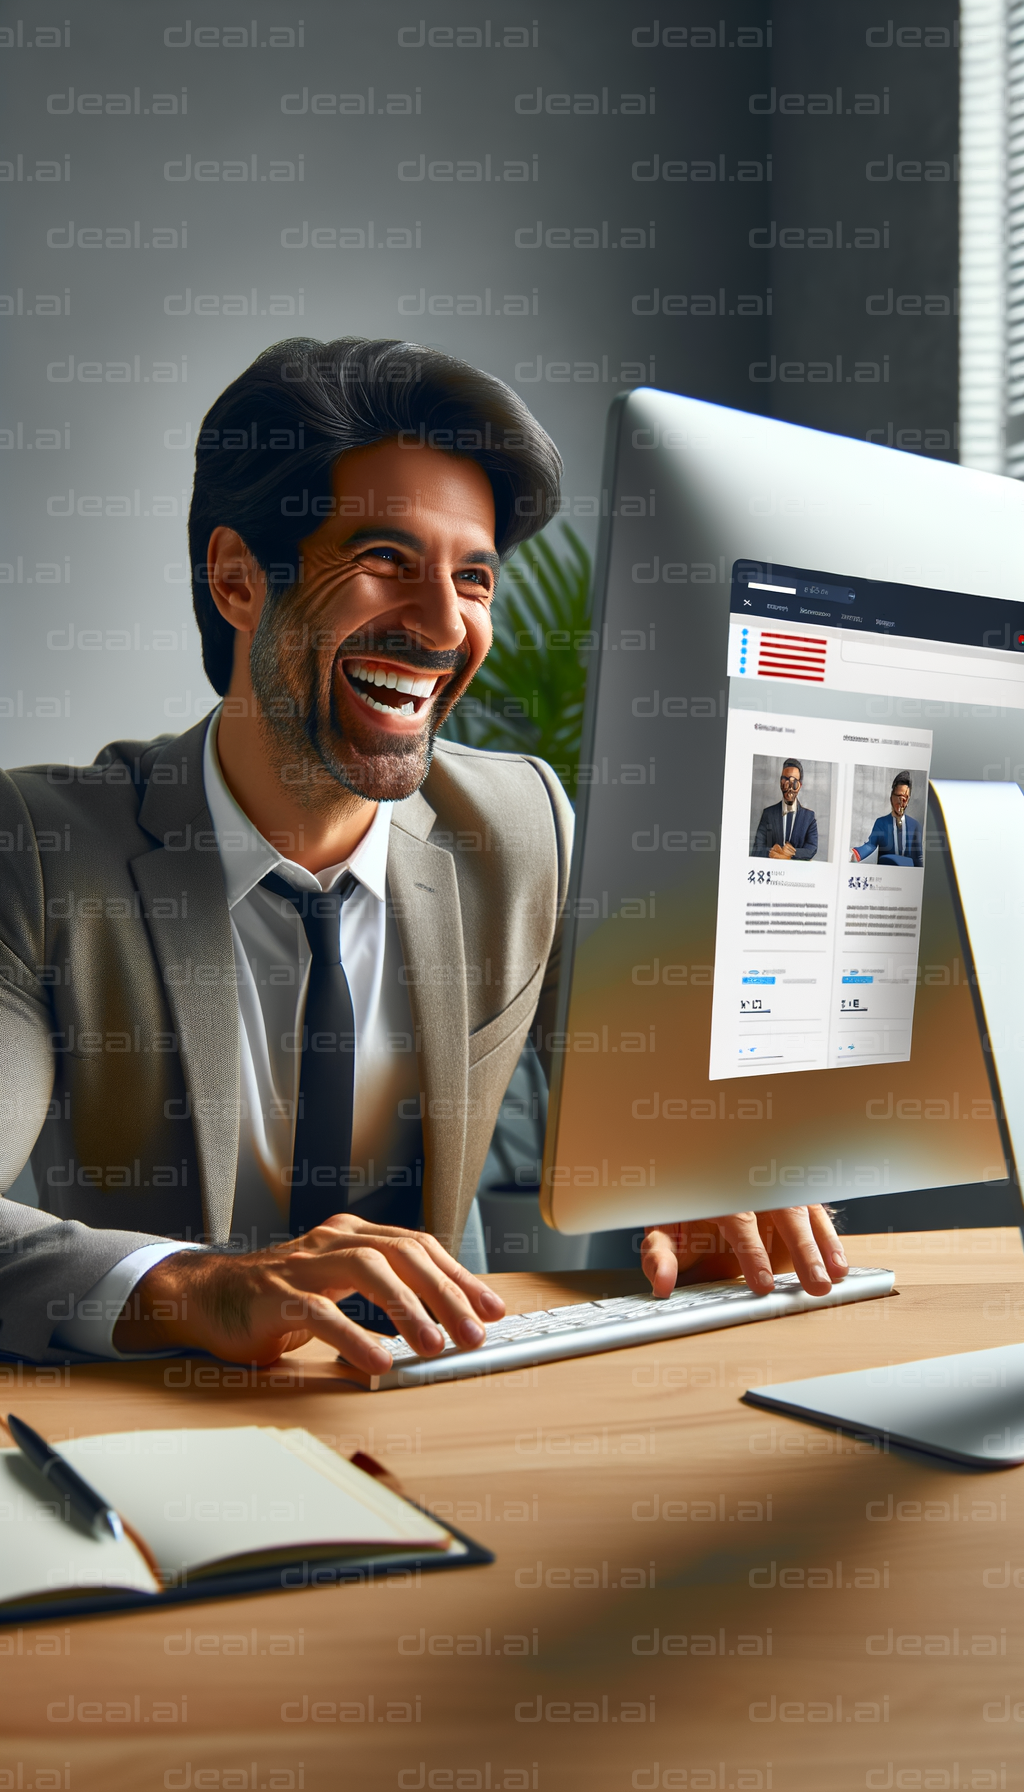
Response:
[712,558,1024,1079]
[542,390,1024,1235]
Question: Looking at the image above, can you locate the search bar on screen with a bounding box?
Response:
[840,638,1024,682]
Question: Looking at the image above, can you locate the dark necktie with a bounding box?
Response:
[784,808,793,845]
[260,868,359,1236]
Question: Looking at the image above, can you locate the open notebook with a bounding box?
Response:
[0,1426,490,1621]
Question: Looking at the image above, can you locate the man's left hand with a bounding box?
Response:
[641,1205,848,1298]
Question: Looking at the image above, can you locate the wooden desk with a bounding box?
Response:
[4,1228,1024,1792]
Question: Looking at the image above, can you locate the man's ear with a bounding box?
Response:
[207,526,268,639]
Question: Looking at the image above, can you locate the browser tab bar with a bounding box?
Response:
[733,560,1024,649]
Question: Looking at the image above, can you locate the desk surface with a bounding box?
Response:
[5,1228,1024,1792]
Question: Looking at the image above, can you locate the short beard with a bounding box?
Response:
[248,595,467,810]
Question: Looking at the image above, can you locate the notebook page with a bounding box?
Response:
[274,1431,450,1540]
[56,1428,449,1578]
[0,1451,159,1605]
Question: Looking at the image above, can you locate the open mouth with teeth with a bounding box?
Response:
[341,659,446,720]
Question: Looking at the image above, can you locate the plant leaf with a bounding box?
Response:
[440,523,593,796]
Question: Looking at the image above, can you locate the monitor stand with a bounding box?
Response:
[753,782,1024,1466]
[930,780,1024,1211]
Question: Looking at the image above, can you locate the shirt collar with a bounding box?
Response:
[202,708,391,909]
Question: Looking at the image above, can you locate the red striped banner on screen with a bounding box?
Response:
[757,632,827,682]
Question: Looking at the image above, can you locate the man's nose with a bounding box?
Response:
[393,565,467,649]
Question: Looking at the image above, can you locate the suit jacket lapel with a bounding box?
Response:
[125,730,477,1250]
[388,799,469,1252]
[130,716,239,1242]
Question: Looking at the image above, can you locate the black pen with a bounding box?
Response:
[7,1413,124,1541]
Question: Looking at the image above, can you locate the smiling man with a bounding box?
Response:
[850,773,922,868]
[0,337,848,1373]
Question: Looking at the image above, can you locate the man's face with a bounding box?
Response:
[779,766,802,802]
[248,439,498,806]
[891,783,910,818]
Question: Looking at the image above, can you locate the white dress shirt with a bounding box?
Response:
[203,710,422,1242]
[53,709,484,1357]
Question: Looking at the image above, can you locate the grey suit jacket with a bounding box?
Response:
[0,714,573,1361]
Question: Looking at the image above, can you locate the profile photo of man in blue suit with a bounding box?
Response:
[851,772,923,867]
[751,759,819,860]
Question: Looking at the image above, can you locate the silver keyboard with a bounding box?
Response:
[363,1265,895,1390]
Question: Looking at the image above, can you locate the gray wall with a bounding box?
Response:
[1,0,960,769]
[766,0,960,456]
[2,0,770,768]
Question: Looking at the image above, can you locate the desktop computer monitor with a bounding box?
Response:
[541,389,1024,1235]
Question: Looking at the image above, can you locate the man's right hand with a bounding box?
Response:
[111,1214,505,1373]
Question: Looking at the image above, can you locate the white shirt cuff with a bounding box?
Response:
[50,1241,204,1359]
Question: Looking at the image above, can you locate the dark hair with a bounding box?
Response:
[781,759,804,780]
[188,336,563,693]
[892,772,912,794]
